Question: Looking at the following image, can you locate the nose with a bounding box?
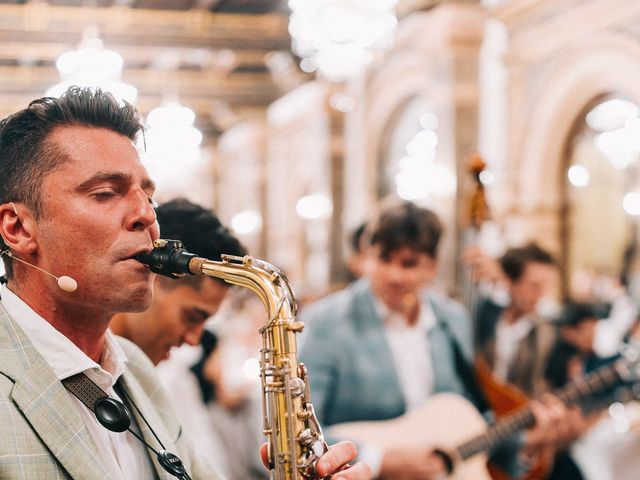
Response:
[183,323,206,347]
[126,189,157,233]
[386,265,405,285]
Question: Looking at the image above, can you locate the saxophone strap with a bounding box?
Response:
[62,372,192,480]
[62,372,108,411]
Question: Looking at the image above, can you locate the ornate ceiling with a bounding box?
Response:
[0,0,445,135]
[0,0,299,136]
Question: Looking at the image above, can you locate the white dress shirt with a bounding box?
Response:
[1,284,156,480]
[349,294,437,476]
[493,313,534,379]
[593,294,638,358]
[381,300,436,411]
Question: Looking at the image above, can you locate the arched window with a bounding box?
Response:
[562,95,640,301]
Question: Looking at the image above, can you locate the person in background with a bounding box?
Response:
[198,290,270,480]
[547,301,640,480]
[300,200,569,480]
[544,302,609,480]
[111,197,248,476]
[473,243,558,397]
[111,197,246,365]
[546,302,603,390]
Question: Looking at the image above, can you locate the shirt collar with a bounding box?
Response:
[497,312,534,341]
[373,290,436,332]
[0,284,127,390]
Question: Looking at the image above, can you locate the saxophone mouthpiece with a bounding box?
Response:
[136,239,198,279]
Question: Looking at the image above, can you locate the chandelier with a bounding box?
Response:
[46,29,137,104]
[141,101,204,197]
[288,0,398,82]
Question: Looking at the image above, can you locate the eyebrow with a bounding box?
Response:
[76,172,156,195]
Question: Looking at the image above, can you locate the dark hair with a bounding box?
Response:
[555,301,607,326]
[366,201,443,259]
[349,222,367,254]
[499,242,555,282]
[190,329,219,404]
[0,87,141,215]
[0,86,142,276]
[155,198,247,286]
[546,301,605,388]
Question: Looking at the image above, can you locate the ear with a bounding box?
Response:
[0,202,38,256]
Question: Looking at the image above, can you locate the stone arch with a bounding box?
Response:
[507,32,640,293]
[362,49,448,203]
[513,33,640,215]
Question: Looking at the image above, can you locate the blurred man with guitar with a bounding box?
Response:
[300,200,568,479]
[473,243,558,399]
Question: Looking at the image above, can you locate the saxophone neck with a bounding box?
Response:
[136,239,298,319]
[194,254,298,320]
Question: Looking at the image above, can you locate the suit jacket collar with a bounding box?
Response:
[349,279,384,332]
[0,304,111,479]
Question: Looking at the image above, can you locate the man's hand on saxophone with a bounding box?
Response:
[260,441,373,479]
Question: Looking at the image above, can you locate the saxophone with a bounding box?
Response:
[137,239,329,480]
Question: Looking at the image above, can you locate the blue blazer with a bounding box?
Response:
[299,279,475,427]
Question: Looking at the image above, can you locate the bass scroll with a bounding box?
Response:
[137,239,328,480]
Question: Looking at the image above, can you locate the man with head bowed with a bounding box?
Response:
[0,87,370,480]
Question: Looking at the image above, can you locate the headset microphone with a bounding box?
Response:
[0,202,78,292]
[0,250,78,292]
[0,202,77,292]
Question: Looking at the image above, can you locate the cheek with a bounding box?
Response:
[154,307,183,337]
[403,268,427,286]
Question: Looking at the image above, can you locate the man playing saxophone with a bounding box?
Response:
[0,87,371,480]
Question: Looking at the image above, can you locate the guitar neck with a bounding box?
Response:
[455,358,624,460]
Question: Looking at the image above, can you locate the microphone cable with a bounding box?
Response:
[62,372,192,480]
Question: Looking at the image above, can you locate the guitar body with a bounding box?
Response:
[475,357,551,480]
[329,393,492,479]
[328,351,639,480]
[475,356,529,417]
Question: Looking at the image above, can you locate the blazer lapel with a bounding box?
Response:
[349,281,406,415]
[0,307,110,480]
[508,325,537,395]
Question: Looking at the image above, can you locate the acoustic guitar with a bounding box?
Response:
[329,344,640,479]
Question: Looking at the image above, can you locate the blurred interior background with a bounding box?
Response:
[3,0,640,302]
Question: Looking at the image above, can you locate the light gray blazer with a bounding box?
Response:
[0,304,223,479]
